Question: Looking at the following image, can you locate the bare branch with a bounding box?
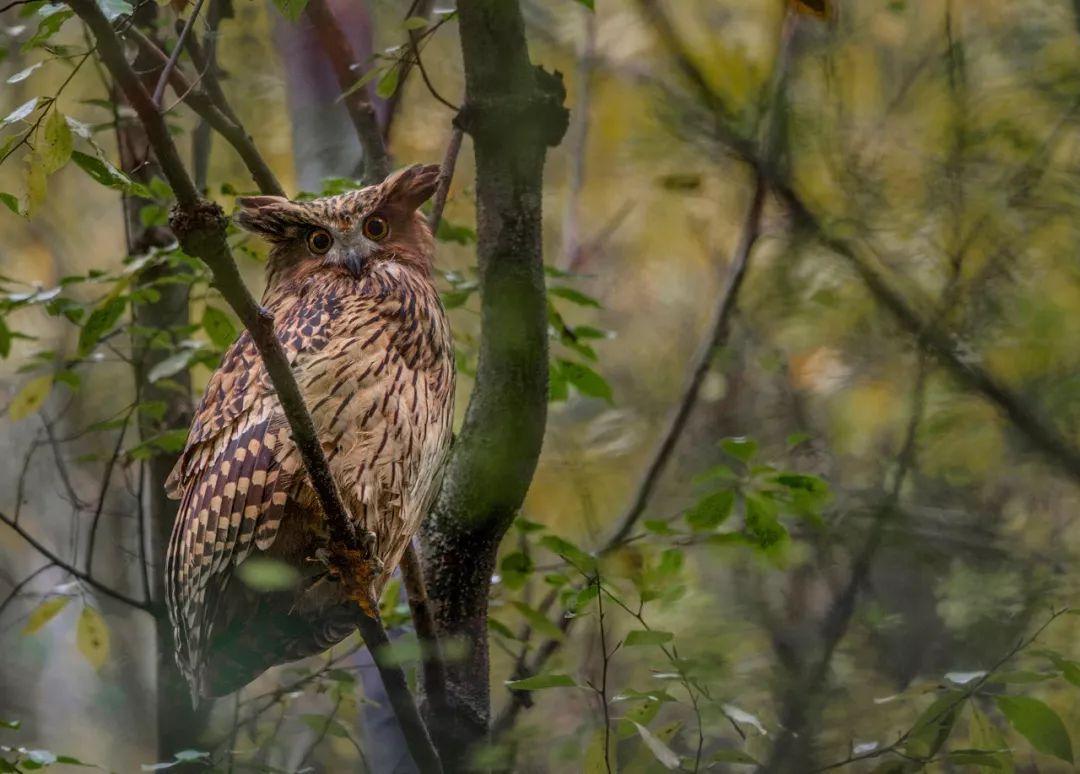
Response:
[0,510,151,611]
[0,562,57,620]
[401,543,451,723]
[150,0,206,107]
[427,125,463,233]
[124,25,284,196]
[304,0,390,185]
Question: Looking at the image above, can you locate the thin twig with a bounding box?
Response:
[0,510,150,610]
[813,607,1071,771]
[0,562,57,620]
[635,0,1080,484]
[85,406,132,576]
[427,125,463,232]
[150,0,206,108]
[401,542,451,721]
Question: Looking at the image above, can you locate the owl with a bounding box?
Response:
[164,164,455,699]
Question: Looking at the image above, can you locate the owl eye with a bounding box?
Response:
[307,228,333,254]
[362,215,389,242]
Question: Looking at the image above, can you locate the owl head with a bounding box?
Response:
[235,164,441,282]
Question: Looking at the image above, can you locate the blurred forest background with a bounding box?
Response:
[1,0,1080,771]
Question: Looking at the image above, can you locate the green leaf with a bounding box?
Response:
[721,436,758,463]
[435,219,477,245]
[558,359,613,403]
[272,0,308,22]
[375,64,401,99]
[402,15,428,29]
[996,695,1073,763]
[510,601,563,639]
[970,705,1014,773]
[0,719,20,730]
[743,493,787,550]
[147,350,197,384]
[624,629,674,647]
[71,150,149,197]
[39,108,72,174]
[710,748,760,765]
[505,673,576,691]
[22,9,73,51]
[338,65,385,102]
[201,305,237,349]
[573,0,595,9]
[904,691,963,759]
[549,286,601,308]
[0,318,11,357]
[22,596,70,634]
[236,557,301,591]
[8,373,52,420]
[499,551,533,591]
[77,295,126,356]
[633,722,680,769]
[685,489,735,531]
[539,534,596,573]
[0,193,19,215]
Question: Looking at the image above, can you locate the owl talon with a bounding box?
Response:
[328,546,381,616]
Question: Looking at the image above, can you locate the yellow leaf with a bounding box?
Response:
[23,152,46,217]
[584,727,618,773]
[9,374,53,421]
[21,596,69,635]
[76,606,109,669]
[40,109,72,175]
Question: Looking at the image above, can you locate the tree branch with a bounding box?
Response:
[68,1,440,768]
[635,0,1080,484]
[0,510,151,611]
[427,125,463,233]
[401,543,451,723]
[419,0,568,763]
[124,25,284,196]
[303,0,391,185]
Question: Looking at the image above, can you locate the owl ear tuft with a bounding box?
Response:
[234,196,301,238]
[380,164,441,212]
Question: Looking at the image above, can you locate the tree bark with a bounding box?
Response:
[420,0,567,767]
[112,3,203,758]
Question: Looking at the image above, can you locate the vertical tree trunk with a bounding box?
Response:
[420,0,567,767]
[113,3,203,757]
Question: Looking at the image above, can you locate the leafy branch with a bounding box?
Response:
[63,0,442,768]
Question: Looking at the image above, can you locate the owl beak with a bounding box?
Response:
[341,240,377,276]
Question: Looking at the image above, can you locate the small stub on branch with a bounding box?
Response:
[790,0,832,20]
[327,536,383,616]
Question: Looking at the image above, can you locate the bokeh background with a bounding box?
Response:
[1,0,1079,771]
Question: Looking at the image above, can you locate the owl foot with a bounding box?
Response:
[326,535,383,616]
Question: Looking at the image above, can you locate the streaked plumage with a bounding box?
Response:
[165,165,454,698]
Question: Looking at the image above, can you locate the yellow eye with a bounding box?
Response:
[307,229,333,254]
[362,215,389,241]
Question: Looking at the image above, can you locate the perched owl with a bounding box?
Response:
[165,165,455,699]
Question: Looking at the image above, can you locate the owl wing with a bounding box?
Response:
[164,291,342,685]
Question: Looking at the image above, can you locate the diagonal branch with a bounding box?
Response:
[124,25,284,196]
[0,510,151,611]
[67,1,441,769]
[635,0,1080,485]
